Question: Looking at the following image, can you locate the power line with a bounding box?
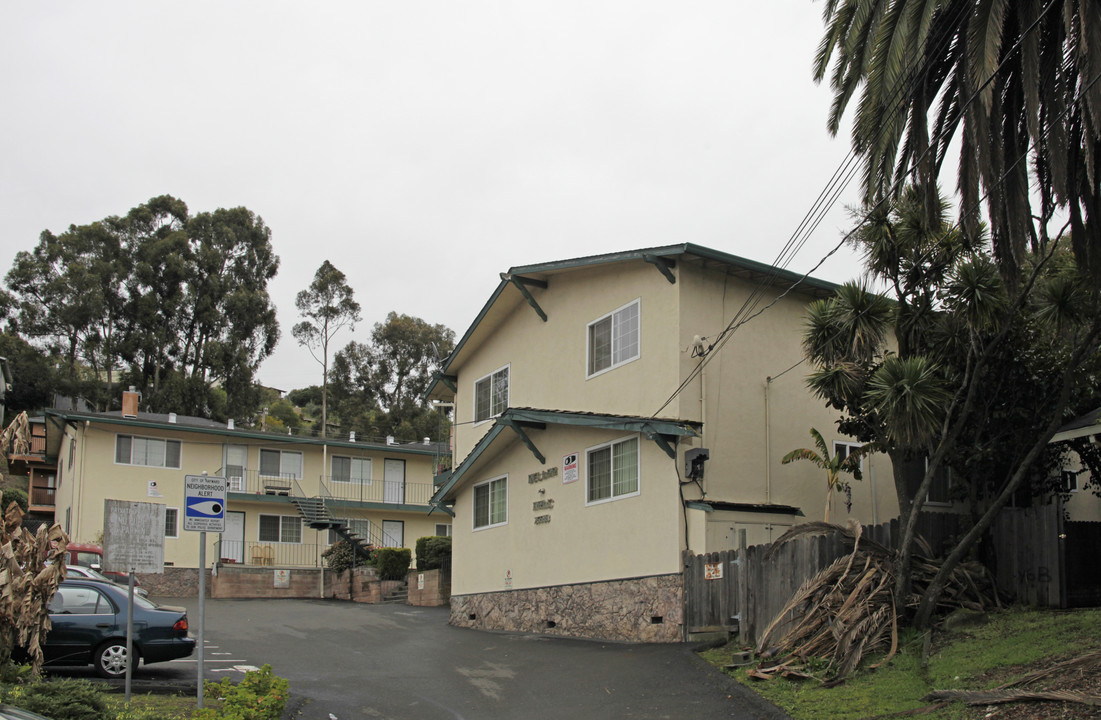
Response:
[652,0,1064,418]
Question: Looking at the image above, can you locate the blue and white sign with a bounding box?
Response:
[184,474,227,533]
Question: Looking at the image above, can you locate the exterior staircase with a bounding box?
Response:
[291,497,374,563]
[381,582,409,604]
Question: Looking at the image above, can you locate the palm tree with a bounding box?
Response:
[815,0,1101,284]
[782,428,868,523]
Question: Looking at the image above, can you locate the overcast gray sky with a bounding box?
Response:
[0,1,865,393]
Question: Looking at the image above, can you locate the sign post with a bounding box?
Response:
[184,473,226,709]
[103,500,165,703]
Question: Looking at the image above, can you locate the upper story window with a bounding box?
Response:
[259,449,303,479]
[332,456,372,484]
[587,436,639,504]
[473,475,507,530]
[588,299,640,377]
[115,435,181,469]
[833,441,863,470]
[474,365,509,424]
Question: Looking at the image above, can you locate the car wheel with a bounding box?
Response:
[95,641,134,678]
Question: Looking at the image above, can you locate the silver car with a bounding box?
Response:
[65,565,149,598]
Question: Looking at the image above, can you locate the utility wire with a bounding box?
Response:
[652,0,1064,418]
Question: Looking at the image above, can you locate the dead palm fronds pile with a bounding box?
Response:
[749,520,997,686]
[0,496,68,674]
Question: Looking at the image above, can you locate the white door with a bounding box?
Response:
[225,445,247,491]
[223,511,245,563]
[383,459,405,504]
[382,520,404,548]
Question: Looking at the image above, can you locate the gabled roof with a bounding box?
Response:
[426,243,840,400]
[44,409,441,457]
[1051,407,1101,443]
[431,407,701,507]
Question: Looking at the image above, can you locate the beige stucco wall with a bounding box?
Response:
[450,425,684,597]
[453,263,682,459]
[674,265,898,544]
[55,419,441,569]
[444,254,902,596]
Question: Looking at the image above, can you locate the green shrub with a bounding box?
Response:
[321,540,355,573]
[415,536,451,571]
[2,678,109,720]
[2,487,28,515]
[374,547,412,580]
[197,664,288,720]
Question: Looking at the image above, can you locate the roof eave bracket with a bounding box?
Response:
[648,431,679,460]
[502,273,548,322]
[643,255,676,284]
[500,417,546,464]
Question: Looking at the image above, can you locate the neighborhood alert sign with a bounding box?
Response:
[184,474,227,533]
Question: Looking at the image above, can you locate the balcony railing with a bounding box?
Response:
[223,469,303,497]
[30,485,56,507]
[319,476,435,506]
[216,539,321,568]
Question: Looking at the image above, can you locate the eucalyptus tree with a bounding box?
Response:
[181,207,280,415]
[5,195,280,419]
[5,219,129,407]
[803,185,1101,627]
[327,312,455,442]
[815,0,1101,284]
[293,261,361,438]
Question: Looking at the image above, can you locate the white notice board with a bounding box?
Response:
[103,500,166,574]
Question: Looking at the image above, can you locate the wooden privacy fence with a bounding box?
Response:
[684,506,1101,644]
[684,533,854,645]
[681,510,1085,646]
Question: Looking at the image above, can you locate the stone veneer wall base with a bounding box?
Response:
[449,574,682,643]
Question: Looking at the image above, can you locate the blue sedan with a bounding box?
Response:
[45,579,195,678]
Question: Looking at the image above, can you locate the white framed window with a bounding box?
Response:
[833,441,863,471]
[474,365,509,424]
[586,436,640,504]
[164,507,179,538]
[258,514,302,544]
[1061,469,1079,493]
[332,456,372,484]
[435,523,452,537]
[115,434,181,469]
[587,299,640,378]
[925,458,952,506]
[259,449,303,479]
[473,475,507,530]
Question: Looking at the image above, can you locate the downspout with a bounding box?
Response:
[77,421,89,540]
[869,454,879,525]
[764,377,772,504]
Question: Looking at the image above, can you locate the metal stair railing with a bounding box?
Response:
[291,493,377,563]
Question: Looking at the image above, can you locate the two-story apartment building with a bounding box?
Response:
[428,243,899,642]
[42,400,449,581]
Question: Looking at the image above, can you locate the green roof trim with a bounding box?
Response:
[431,408,700,505]
[44,410,440,457]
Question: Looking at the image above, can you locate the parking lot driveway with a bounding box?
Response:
[190,598,788,720]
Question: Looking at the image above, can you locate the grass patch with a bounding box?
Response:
[702,607,1101,720]
[105,692,218,719]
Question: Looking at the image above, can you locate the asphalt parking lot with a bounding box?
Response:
[138,597,789,720]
